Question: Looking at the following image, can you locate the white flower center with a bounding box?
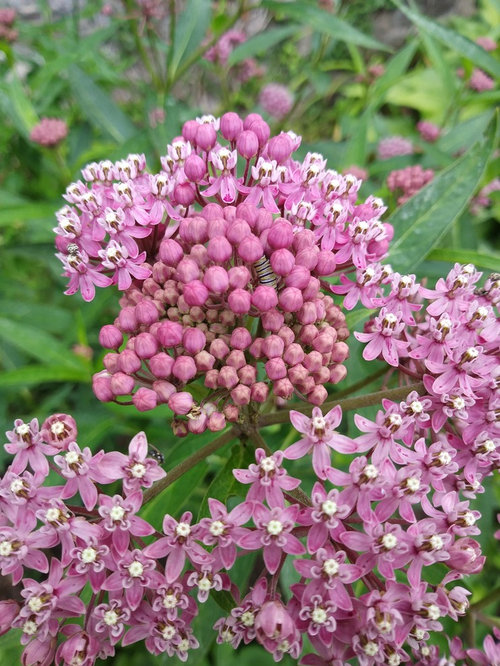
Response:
[131,463,146,478]
[163,593,177,609]
[377,618,392,633]
[421,646,430,657]
[429,535,443,550]
[382,533,398,550]
[0,541,12,556]
[452,397,465,410]
[16,424,30,436]
[321,500,338,516]
[384,312,398,325]
[23,620,38,636]
[10,479,25,494]
[363,464,378,479]
[426,604,440,620]
[483,439,495,452]
[241,611,255,627]
[162,624,176,640]
[28,596,44,612]
[81,547,97,564]
[65,451,80,465]
[110,505,126,521]
[388,655,401,666]
[176,522,191,538]
[260,457,276,472]
[51,421,65,435]
[322,558,339,576]
[178,638,190,652]
[266,520,283,536]
[410,400,423,413]
[438,451,451,465]
[414,628,425,640]
[46,508,61,522]
[364,641,379,656]
[311,607,328,624]
[104,609,119,626]
[198,576,211,591]
[128,560,144,577]
[462,512,476,526]
[312,416,326,432]
[406,477,420,492]
[209,520,225,537]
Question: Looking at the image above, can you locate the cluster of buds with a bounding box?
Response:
[416,121,441,143]
[376,136,413,160]
[0,8,17,43]
[54,113,393,428]
[387,165,434,205]
[204,30,264,82]
[30,118,68,148]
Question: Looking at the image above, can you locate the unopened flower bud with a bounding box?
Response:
[133,387,158,411]
[135,332,158,359]
[172,356,197,382]
[220,112,243,141]
[99,324,123,349]
[168,391,194,415]
[236,130,259,159]
[231,384,251,405]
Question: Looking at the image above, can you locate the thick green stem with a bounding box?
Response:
[142,427,237,504]
[258,381,425,427]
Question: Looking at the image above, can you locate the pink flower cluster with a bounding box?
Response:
[377,136,414,160]
[470,177,500,215]
[0,7,17,43]
[387,165,434,205]
[259,83,294,119]
[204,30,263,82]
[468,68,495,92]
[416,121,441,143]
[30,118,68,148]
[54,113,393,426]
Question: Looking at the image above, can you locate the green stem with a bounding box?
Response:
[142,427,237,504]
[469,586,500,612]
[121,0,163,92]
[258,381,425,427]
[327,366,388,401]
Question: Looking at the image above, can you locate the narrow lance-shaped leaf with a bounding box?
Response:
[228,25,299,66]
[386,113,498,274]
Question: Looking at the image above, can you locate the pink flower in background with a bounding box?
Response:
[30,118,68,147]
[259,83,294,119]
[377,136,413,160]
[417,120,441,142]
[387,164,434,205]
[476,36,497,51]
[469,68,495,91]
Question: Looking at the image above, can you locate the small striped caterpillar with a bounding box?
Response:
[254,255,279,288]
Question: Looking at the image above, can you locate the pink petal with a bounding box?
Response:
[263,543,282,574]
[165,547,186,583]
[283,438,311,460]
[289,410,311,434]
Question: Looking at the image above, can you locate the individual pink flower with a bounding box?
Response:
[4,418,57,477]
[101,548,163,610]
[354,307,409,367]
[259,83,294,119]
[198,498,252,569]
[298,483,350,552]
[285,405,357,480]
[417,120,441,142]
[97,491,155,554]
[233,448,301,507]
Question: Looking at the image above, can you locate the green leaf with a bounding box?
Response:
[263,1,391,52]
[197,445,243,520]
[0,364,89,387]
[427,248,500,272]
[386,113,498,274]
[228,25,298,66]
[367,38,418,110]
[341,110,369,168]
[169,0,212,79]
[0,75,39,138]
[438,110,493,153]
[211,589,237,614]
[67,65,136,143]
[392,0,500,78]
[0,201,58,229]
[0,318,87,371]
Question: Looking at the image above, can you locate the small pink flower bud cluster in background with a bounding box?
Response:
[377,136,414,160]
[416,120,441,143]
[259,83,294,119]
[30,118,68,148]
[468,68,495,92]
[54,112,394,427]
[0,8,17,43]
[470,177,500,215]
[387,165,434,205]
[204,30,264,83]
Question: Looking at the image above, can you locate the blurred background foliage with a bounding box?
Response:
[0,0,499,662]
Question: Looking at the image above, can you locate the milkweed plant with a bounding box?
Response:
[1,111,499,666]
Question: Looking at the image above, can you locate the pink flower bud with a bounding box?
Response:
[295,246,319,270]
[135,332,158,359]
[208,217,228,238]
[270,248,295,276]
[184,154,207,181]
[244,113,263,129]
[209,339,229,360]
[315,250,336,276]
[117,306,137,333]
[168,391,194,415]
[236,202,259,227]
[255,601,295,644]
[238,364,257,385]
[273,377,294,399]
[202,202,224,220]
[203,266,229,293]
[228,266,251,289]
[261,309,284,332]
[195,350,215,371]
[110,372,135,395]
[152,261,171,284]
[207,236,232,262]
[293,228,316,251]
[180,217,208,245]
[226,219,251,244]
[188,414,207,434]
[266,133,293,163]
[331,341,349,363]
[279,287,303,312]
[447,538,485,574]
[159,239,184,266]
[226,350,246,369]
[251,382,269,402]
[228,288,251,314]
[153,380,176,402]
[135,299,159,326]
[283,343,304,365]
[265,357,287,380]
[174,182,196,205]
[329,364,347,384]
[238,235,264,262]
[268,220,294,249]
[313,332,335,354]
[313,367,331,384]
[262,334,285,359]
[224,205,237,222]
[302,277,320,300]
[143,278,160,297]
[183,280,209,306]
[252,285,278,311]
[157,321,183,347]
[118,349,142,373]
[249,337,263,358]
[133,387,158,411]
[304,351,323,373]
[0,600,20,637]
[299,376,316,394]
[177,258,200,283]
[218,365,239,389]
[196,123,217,151]
[288,363,308,384]
[99,324,123,349]
[221,111,243,141]
[224,404,239,422]
[183,328,207,354]
[230,327,252,350]
[247,119,270,147]
[231,384,251,405]
[208,412,226,431]
[172,356,197,382]
[182,119,198,142]
[308,384,328,405]
[205,369,219,388]
[220,309,236,327]
[237,130,259,159]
